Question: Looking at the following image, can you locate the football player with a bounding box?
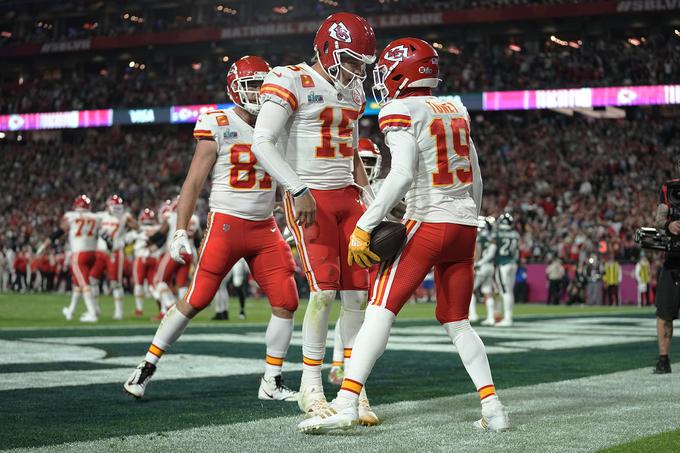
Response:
[299,38,509,433]
[97,195,138,320]
[44,195,102,322]
[124,56,299,402]
[129,208,160,316]
[494,213,519,327]
[471,216,498,324]
[329,137,385,386]
[251,13,379,423]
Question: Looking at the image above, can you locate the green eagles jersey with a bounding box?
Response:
[495,229,520,265]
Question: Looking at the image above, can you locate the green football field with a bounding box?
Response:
[1,293,679,452]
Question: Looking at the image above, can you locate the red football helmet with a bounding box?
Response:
[73,194,91,211]
[106,194,124,215]
[227,56,271,115]
[357,138,382,183]
[138,208,156,225]
[313,13,376,93]
[372,38,440,105]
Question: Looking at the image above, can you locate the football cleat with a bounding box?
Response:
[495,319,513,327]
[358,387,380,426]
[481,319,496,326]
[239,312,246,320]
[653,356,672,374]
[298,384,330,417]
[328,365,344,386]
[151,312,165,321]
[62,307,73,321]
[79,312,98,323]
[258,375,298,402]
[124,361,157,399]
[474,399,510,432]
[133,309,144,317]
[298,400,358,434]
[113,312,123,321]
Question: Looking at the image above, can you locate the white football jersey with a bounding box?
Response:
[97,211,131,251]
[63,210,101,252]
[194,108,275,221]
[378,96,478,226]
[260,62,365,190]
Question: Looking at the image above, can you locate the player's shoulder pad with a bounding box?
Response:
[378,99,412,134]
[260,65,301,113]
[194,110,227,140]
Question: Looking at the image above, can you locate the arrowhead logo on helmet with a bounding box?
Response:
[384,45,409,63]
[328,22,352,43]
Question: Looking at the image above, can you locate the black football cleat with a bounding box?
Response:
[653,356,671,374]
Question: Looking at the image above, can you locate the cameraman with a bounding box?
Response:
[653,158,680,374]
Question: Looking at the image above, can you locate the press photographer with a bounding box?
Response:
[648,158,680,374]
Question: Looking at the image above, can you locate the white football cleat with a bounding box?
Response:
[298,400,358,434]
[495,319,513,327]
[474,399,510,432]
[79,312,98,323]
[298,384,329,417]
[113,312,123,321]
[123,361,157,399]
[480,318,496,326]
[62,307,73,321]
[258,375,298,402]
[358,387,380,426]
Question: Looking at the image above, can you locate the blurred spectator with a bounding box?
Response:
[546,256,565,304]
[602,254,622,306]
[634,252,652,307]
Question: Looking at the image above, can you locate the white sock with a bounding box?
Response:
[144,306,191,365]
[484,296,495,322]
[68,289,81,313]
[339,290,367,372]
[157,282,177,310]
[134,284,144,311]
[264,314,294,379]
[443,320,498,404]
[90,278,100,298]
[82,289,98,317]
[469,294,478,319]
[301,290,336,388]
[113,287,124,317]
[177,286,188,302]
[331,314,344,367]
[337,305,394,402]
[502,293,514,322]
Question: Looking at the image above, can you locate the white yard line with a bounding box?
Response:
[10,366,680,453]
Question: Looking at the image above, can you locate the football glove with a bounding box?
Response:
[348,227,380,269]
[169,229,191,264]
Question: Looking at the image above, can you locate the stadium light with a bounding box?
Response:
[508,44,521,52]
[675,29,680,37]
[222,56,230,62]
[0,132,5,139]
[129,61,135,68]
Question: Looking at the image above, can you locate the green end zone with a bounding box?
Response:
[0,294,675,452]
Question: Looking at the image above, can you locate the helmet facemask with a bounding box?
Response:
[231,74,266,115]
[360,154,381,183]
[319,46,373,97]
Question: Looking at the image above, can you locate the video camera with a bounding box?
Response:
[636,179,680,253]
[635,227,680,253]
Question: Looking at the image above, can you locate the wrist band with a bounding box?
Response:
[293,187,309,198]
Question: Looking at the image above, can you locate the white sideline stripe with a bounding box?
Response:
[0,354,319,391]
[9,366,680,453]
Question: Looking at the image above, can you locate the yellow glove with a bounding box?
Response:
[348,227,380,268]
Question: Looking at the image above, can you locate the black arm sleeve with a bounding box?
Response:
[149,231,167,248]
[49,228,65,243]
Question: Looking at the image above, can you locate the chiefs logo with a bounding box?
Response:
[328,22,352,43]
[383,45,409,63]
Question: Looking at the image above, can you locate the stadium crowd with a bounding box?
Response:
[3,31,678,114]
[2,108,676,295]
[1,0,588,46]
